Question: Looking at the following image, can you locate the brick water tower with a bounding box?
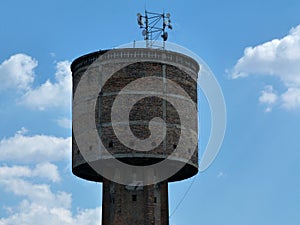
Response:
[71,11,199,225]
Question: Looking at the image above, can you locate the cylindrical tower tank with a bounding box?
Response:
[71,48,199,183]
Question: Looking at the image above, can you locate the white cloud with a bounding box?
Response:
[231,24,300,111]
[0,163,61,182]
[33,163,61,182]
[0,204,101,225]
[56,117,72,129]
[50,52,56,58]
[20,61,72,111]
[259,85,278,105]
[72,208,101,225]
[258,85,279,112]
[217,171,226,179]
[0,54,72,112]
[0,53,100,225]
[0,54,37,91]
[281,87,300,110]
[0,177,101,225]
[0,128,70,163]
[0,179,71,209]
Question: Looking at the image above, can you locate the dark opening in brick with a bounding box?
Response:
[109,140,113,148]
[132,194,137,202]
[110,196,115,204]
[173,144,177,149]
[154,197,157,203]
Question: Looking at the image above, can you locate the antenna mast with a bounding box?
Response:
[137,10,172,49]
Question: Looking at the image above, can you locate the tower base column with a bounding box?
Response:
[102,179,169,225]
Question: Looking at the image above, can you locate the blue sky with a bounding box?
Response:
[0,0,300,224]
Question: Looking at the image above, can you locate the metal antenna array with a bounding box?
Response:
[137,10,172,49]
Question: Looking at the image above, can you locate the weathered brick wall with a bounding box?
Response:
[72,48,199,182]
[102,179,168,225]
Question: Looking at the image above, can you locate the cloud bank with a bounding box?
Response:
[0,175,100,225]
[231,24,300,111]
[0,55,71,111]
[0,54,37,91]
[0,129,100,225]
[20,60,72,111]
[0,163,61,182]
[0,53,100,224]
[0,128,70,163]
